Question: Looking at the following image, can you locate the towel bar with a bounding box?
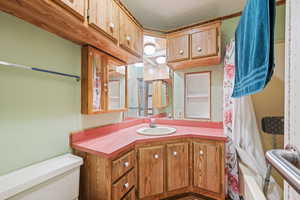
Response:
[0,60,80,81]
[263,145,300,195]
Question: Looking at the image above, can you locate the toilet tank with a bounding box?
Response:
[0,154,83,200]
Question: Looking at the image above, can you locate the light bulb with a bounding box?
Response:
[144,43,156,55]
[156,56,166,64]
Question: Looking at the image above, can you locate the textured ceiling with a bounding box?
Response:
[121,0,246,31]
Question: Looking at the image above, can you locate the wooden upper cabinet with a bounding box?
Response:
[81,46,127,115]
[138,145,164,198]
[193,142,221,194]
[89,0,120,42]
[167,143,189,191]
[166,21,221,70]
[120,9,143,57]
[54,0,85,20]
[167,34,189,62]
[191,27,218,59]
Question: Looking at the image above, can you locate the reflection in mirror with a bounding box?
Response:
[126,64,172,118]
[92,53,103,112]
[153,80,169,109]
[108,64,127,110]
[125,34,172,119]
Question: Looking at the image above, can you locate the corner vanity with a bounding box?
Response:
[71,119,226,200]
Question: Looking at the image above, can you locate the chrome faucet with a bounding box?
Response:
[149,118,157,128]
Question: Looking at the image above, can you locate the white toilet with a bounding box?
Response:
[0,154,83,200]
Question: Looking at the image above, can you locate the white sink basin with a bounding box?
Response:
[137,126,176,136]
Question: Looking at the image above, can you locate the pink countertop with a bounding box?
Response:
[71,119,225,158]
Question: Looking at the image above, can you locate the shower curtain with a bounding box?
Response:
[224,39,282,200]
[224,39,240,200]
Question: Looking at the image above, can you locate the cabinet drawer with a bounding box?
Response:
[112,151,135,181]
[191,28,218,59]
[112,169,136,200]
[122,187,136,200]
[167,34,189,62]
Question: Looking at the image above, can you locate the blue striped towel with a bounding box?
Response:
[232,0,276,98]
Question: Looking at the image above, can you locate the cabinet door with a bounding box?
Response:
[89,0,119,42]
[138,145,164,198]
[167,143,189,191]
[106,0,120,41]
[132,26,143,56]
[107,59,127,111]
[193,142,221,193]
[120,10,130,48]
[54,0,85,20]
[167,34,189,62]
[191,28,218,59]
[81,46,105,114]
[120,10,143,57]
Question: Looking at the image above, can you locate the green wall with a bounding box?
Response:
[0,5,286,175]
[0,12,122,175]
[173,5,286,121]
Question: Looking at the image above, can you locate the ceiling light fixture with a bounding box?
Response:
[144,43,156,56]
[156,56,166,64]
[135,62,144,67]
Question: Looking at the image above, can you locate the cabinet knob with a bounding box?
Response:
[124,161,129,167]
[124,183,129,189]
[172,151,177,156]
[109,22,115,29]
[126,36,131,41]
[154,154,159,159]
[179,50,184,55]
[200,150,204,155]
[197,47,202,52]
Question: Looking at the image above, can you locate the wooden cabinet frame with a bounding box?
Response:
[81,46,128,114]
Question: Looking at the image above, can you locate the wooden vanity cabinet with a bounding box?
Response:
[138,145,165,198]
[89,0,120,42]
[53,0,85,20]
[122,188,136,200]
[75,139,225,200]
[166,142,190,191]
[75,150,136,200]
[81,46,128,115]
[167,21,221,70]
[193,141,223,194]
